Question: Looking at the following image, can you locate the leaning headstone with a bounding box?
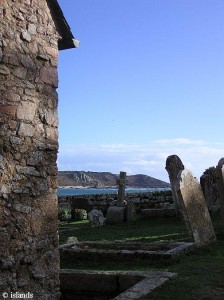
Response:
[117,171,127,207]
[88,209,105,227]
[165,155,184,214]
[177,169,216,246]
[215,158,224,235]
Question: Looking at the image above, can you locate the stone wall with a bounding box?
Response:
[58,191,173,217]
[0,1,60,298]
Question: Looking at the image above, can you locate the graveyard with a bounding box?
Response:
[1,2,224,298]
[58,159,224,299]
[59,212,224,299]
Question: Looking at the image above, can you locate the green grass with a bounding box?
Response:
[141,241,224,299]
[59,213,224,299]
[59,216,189,244]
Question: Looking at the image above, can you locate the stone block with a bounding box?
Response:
[17,101,37,121]
[16,165,40,177]
[42,108,58,126]
[14,66,27,79]
[27,23,36,35]
[0,229,9,256]
[2,91,20,102]
[106,206,126,224]
[0,65,10,74]
[0,105,17,116]
[20,30,31,42]
[45,126,58,141]
[18,122,35,137]
[40,66,58,87]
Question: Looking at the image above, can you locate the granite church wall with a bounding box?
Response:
[0,1,61,298]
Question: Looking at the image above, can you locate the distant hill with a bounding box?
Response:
[57,171,170,188]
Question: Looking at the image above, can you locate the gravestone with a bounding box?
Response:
[165,155,184,214]
[216,158,224,235]
[126,203,137,222]
[200,167,219,211]
[117,171,127,206]
[88,209,105,227]
[177,169,216,246]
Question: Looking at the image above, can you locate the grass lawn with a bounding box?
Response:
[59,213,224,299]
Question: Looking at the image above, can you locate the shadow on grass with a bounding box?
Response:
[59,216,189,245]
[60,213,224,299]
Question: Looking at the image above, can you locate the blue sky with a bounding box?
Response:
[57,0,224,181]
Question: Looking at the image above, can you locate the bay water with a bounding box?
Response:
[57,187,169,196]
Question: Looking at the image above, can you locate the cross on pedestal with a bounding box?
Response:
[117,171,126,207]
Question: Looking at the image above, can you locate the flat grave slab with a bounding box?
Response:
[60,269,177,300]
[60,240,195,263]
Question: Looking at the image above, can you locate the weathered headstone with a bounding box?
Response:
[117,171,127,206]
[200,167,219,211]
[177,169,216,246]
[88,209,105,227]
[165,155,184,214]
[215,158,224,235]
[126,202,137,222]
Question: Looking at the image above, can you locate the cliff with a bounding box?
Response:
[57,171,170,188]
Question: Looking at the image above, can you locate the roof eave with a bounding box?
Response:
[46,0,78,51]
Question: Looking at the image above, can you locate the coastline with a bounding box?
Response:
[57,186,171,196]
[58,185,117,189]
[57,185,170,190]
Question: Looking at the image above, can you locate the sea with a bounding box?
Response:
[57,187,170,196]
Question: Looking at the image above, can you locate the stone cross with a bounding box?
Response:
[177,169,216,246]
[165,155,184,214]
[215,158,224,235]
[117,171,126,207]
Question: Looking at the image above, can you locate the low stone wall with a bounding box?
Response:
[58,191,173,216]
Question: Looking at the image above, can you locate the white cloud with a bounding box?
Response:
[154,138,204,146]
[57,139,224,182]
